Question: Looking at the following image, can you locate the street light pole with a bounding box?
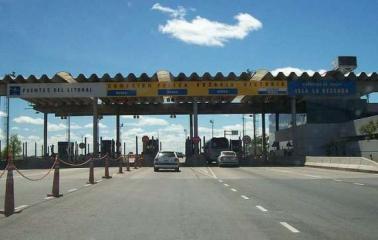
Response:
[210,120,214,138]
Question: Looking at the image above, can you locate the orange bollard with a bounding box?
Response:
[102,156,112,179]
[118,156,123,174]
[134,156,138,169]
[87,156,96,184]
[47,156,63,198]
[0,162,22,217]
[126,157,130,171]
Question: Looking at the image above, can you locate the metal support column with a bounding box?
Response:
[253,114,257,157]
[116,114,120,156]
[189,114,193,139]
[193,102,199,155]
[93,98,99,157]
[275,113,280,131]
[43,113,48,158]
[262,112,267,162]
[291,97,297,155]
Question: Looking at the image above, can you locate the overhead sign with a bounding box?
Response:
[106,81,287,97]
[8,80,288,98]
[8,83,106,98]
[288,80,356,96]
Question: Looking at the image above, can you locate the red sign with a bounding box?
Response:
[192,136,201,144]
[142,135,150,143]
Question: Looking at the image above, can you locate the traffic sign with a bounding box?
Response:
[192,136,201,144]
[79,143,86,149]
[142,135,149,143]
[243,135,252,144]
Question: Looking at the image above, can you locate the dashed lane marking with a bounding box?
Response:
[230,188,237,192]
[207,167,218,179]
[96,180,103,183]
[280,222,300,233]
[353,182,365,186]
[256,205,268,212]
[84,184,91,187]
[224,183,229,187]
[44,196,55,200]
[218,179,223,183]
[15,205,28,211]
[241,195,249,200]
[68,188,78,193]
[334,179,343,182]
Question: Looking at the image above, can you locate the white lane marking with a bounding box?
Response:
[334,179,343,182]
[256,205,268,212]
[15,205,28,211]
[68,188,78,193]
[280,222,300,233]
[198,168,209,175]
[218,179,224,183]
[224,183,229,187]
[44,196,55,200]
[230,188,237,192]
[241,195,249,200]
[84,184,91,187]
[96,180,103,183]
[207,167,218,179]
[353,182,365,186]
[268,169,322,179]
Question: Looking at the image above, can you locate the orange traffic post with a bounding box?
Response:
[0,159,22,217]
[87,156,96,184]
[126,156,130,171]
[134,156,138,169]
[118,155,123,174]
[102,156,112,179]
[47,155,63,198]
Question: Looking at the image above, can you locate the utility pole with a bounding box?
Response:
[253,114,257,157]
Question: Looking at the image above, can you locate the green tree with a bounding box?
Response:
[359,121,378,139]
[2,134,22,160]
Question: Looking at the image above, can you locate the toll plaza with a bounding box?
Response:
[1,64,377,166]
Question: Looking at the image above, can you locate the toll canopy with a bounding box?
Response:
[0,71,377,116]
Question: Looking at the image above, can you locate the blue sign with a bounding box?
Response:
[9,86,21,96]
[288,80,356,96]
[158,89,187,96]
[208,88,238,95]
[107,90,137,96]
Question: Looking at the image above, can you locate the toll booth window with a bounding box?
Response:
[212,138,229,148]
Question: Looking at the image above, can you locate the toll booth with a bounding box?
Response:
[142,137,159,166]
[58,141,74,161]
[185,138,194,157]
[230,139,242,153]
[101,139,115,157]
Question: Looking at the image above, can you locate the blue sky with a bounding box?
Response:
[0,0,377,154]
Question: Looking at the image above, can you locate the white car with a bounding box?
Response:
[154,151,180,172]
[218,151,239,167]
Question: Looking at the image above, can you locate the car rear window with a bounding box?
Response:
[222,152,236,156]
[158,152,176,157]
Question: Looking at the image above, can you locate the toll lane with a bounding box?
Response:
[211,166,378,240]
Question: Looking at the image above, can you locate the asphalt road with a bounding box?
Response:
[0,166,377,240]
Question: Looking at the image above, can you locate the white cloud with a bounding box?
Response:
[83,122,108,129]
[13,116,43,125]
[48,123,67,132]
[152,3,186,18]
[271,67,327,76]
[153,3,262,47]
[128,116,169,127]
